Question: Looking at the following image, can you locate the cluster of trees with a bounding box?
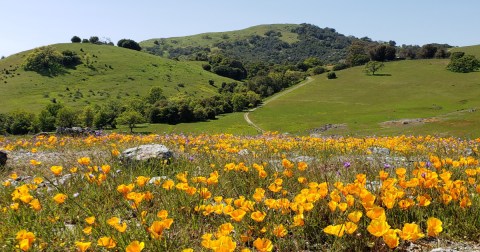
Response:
[447,52,480,73]
[23,46,82,76]
[202,54,248,81]
[71,36,141,51]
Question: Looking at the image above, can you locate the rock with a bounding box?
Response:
[0,150,7,166]
[56,127,99,136]
[238,149,249,156]
[369,147,390,155]
[120,144,172,163]
[291,156,316,163]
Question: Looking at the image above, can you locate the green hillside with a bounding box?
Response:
[248,55,480,138]
[450,44,480,58]
[0,43,234,113]
[141,24,300,49]
[141,23,364,64]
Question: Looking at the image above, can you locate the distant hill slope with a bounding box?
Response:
[0,43,234,113]
[450,44,480,58]
[141,23,368,64]
[248,56,480,138]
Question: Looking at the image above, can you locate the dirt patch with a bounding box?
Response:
[380,117,440,127]
[309,123,347,135]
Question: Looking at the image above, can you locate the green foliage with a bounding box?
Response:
[23,46,64,76]
[146,87,166,105]
[365,61,385,75]
[61,50,82,68]
[38,110,56,132]
[116,110,144,132]
[369,44,396,61]
[89,36,100,44]
[81,106,95,128]
[55,107,80,128]
[6,110,38,135]
[232,93,248,112]
[447,54,480,73]
[346,41,370,66]
[309,66,326,75]
[0,113,9,135]
[332,63,348,71]
[327,72,337,79]
[117,39,142,51]
[71,36,81,43]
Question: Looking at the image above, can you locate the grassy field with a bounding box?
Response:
[113,112,257,135]
[140,24,300,51]
[0,43,234,113]
[249,57,480,138]
[450,44,480,57]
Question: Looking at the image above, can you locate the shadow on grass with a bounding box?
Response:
[372,73,392,76]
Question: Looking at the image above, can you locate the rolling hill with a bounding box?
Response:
[0,43,235,113]
[140,23,367,64]
[246,47,480,138]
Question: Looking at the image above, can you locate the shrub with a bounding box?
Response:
[447,54,480,73]
[310,66,326,75]
[71,36,81,43]
[23,46,64,76]
[327,72,337,79]
[7,110,38,135]
[332,63,348,71]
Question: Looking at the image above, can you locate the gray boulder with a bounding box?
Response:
[120,144,172,163]
[0,150,7,166]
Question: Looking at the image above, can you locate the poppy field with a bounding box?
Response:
[1,133,480,251]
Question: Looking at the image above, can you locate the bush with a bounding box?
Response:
[332,63,348,71]
[7,110,38,135]
[61,50,82,68]
[447,54,480,73]
[71,36,81,43]
[327,72,337,79]
[117,39,142,51]
[56,107,80,128]
[310,66,326,75]
[202,64,212,71]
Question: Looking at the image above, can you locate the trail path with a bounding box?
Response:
[244,77,314,133]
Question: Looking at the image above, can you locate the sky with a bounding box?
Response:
[1,0,479,57]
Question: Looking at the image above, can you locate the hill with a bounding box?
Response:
[450,44,480,58]
[247,55,480,138]
[141,23,368,64]
[0,43,234,113]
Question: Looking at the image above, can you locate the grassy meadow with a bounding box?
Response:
[0,43,234,113]
[249,58,480,138]
[1,133,480,251]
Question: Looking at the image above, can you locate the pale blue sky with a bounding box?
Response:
[1,0,479,57]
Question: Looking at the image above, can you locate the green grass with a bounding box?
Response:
[140,24,300,51]
[249,58,480,138]
[113,112,258,135]
[0,43,234,113]
[450,44,480,58]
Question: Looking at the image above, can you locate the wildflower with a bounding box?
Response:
[383,229,400,249]
[126,241,144,252]
[298,161,308,171]
[157,210,168,219]
[162,180,175,190]
[427,217,443,237]
[16,230,35,251]
[33,177,43,184]
[417,194,431,207]
[29,199,42,211]
[399,223,425,241]
[100,164,111,174]
[210,236,236,252]
[217,222,235,236]
[348,211,363,223]
[343,162,351,168]
[111,149,120,157]
[229,209,246,222]
[77,157,91,166]
[251,211,267,222]
[85,216,95,225]
[50,166,63,176]
[323,224,346,237]
[107,217,127,233]
[53,193,67,204]
[272,224,287,238]
[367,219,391,237]
[75,241,91,252]
[345,222,358,234]
[253,238,273,252]
[136,176,150,187]
[182,249,194,252]
[117,183,135,196]
[148,221,168,239]
[97,236,117,249]
[82,226,92,235]
[366,206,386,221]
[30,159,41,166]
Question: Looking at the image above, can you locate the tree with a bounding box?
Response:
[71,36,81,43]
[365,61,385,75]
[117,39,142,51]
[146,87,165,104]
[117,110,144,133]
[56,107,80,128]
[61,50,82,68]
[346,41,370,66]
[7,110,38,135]
[418,44,437,59]
[23,46,64,76]
[89,36,100,44]
[327,72,337,79]
[81,106,95,128]
[447,54,480,73]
